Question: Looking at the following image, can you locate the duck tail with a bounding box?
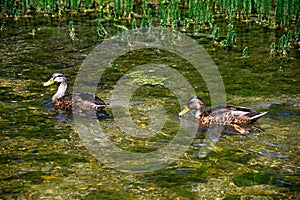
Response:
[250,111,268,121]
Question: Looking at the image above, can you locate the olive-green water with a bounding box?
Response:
[0,15,299,199]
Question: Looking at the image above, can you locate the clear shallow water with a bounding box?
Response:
[0,15,299,199]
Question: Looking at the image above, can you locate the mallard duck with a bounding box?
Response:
[43,72,107,115]
[179,96,267,134]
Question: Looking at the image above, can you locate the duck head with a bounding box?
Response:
[43,72,66,86]
[179,96,206,118]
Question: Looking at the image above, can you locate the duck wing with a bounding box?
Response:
[55,92,107,113]
[209,105,267,123]
[225,106,267,121]
[72,92,107,112]
[73,92,106,105]
[211,105,260,116]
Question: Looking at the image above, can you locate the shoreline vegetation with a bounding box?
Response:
[1,1,299,28]
[1,1,299,54]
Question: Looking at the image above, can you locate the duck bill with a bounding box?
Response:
[178,106,190,117]
[43,79,54,86]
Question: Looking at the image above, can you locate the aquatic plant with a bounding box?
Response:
[286,30,292,45]
[278,34,288,57]
[295,18,300,40]
[114,23,128,31]
[224,23,236,50]
[142,0,148,11]
[132,18,137,29]
[158,1,180,28]
[141,13,147,28]
[0,23,6,31]
[159,1,167,26]
[263,0,271,20]
[294,18,300,49]
[269,42,276,60]
[183,18,190,29]
[242,46,249,57]
[189,0,195,19]
[99,6,105,18]
[97,20,107,39]
[0,0,299,36]
[2,0,14,16]
[68,21,76,43]
[193,20,199,33]
[278,35,287,51]
[212,26,219,41]
[206,12,213,28]
[275,0,284,26]
[147,8,153,27]
[194,0,203,26]
[114,0,122,17]
[243,0,251,20]
[29,28,36,35]
[170,1,180,28]
[208,0,299,28]
[125,0,133,18]
[242,46,249,65]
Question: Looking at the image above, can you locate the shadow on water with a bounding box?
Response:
[0,15,299,199]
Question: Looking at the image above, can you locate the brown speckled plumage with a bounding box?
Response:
[43,73,107,115]
[53,92,107,114]
[179,96,267,133]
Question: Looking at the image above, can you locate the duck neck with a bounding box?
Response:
[195,110,202,118]
[195,106,205,119]
[52,82,67,101]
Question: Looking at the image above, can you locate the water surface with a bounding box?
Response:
[0,15,299,199]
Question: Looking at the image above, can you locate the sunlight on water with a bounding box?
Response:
[0,15,299,199]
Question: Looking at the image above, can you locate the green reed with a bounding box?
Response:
[187,0,217,31]
[212,26,219,41]
[203,1,213,27]
[114,0,122,17]
[243,0,251,20]
[208,0,299,28]
[269,42,276,60]
[183,18,190,30]
[142,0,148,11]
[141,13,147,28]
[234,0,242,18]
[159,1,166,26]
[0,23,5,31]
[114,23,128,32]
[194,0,203,26]
[68,21,76,43]
[263,0,271,20]
[97,20,107,39]
[132,18,137,29]
[286,30,292,43]
[278,34,287,53]
[275,0,284,25]
[189,0,195,19]
[158,1,180,28]
[169,1,180,28]
[22,0,28,14]
[125,0,133,18]
[224,23,236,50]
[203,0,208,21]
[147,8,153,27]
[99,6,105,18]
[2,0,14,16]
[296,19,300,40]
[1,0,299,36]
[242,46,249,57]
[242,46,249,65]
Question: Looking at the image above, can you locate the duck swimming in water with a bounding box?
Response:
[43,72,107,115]
[179,96,267,134]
